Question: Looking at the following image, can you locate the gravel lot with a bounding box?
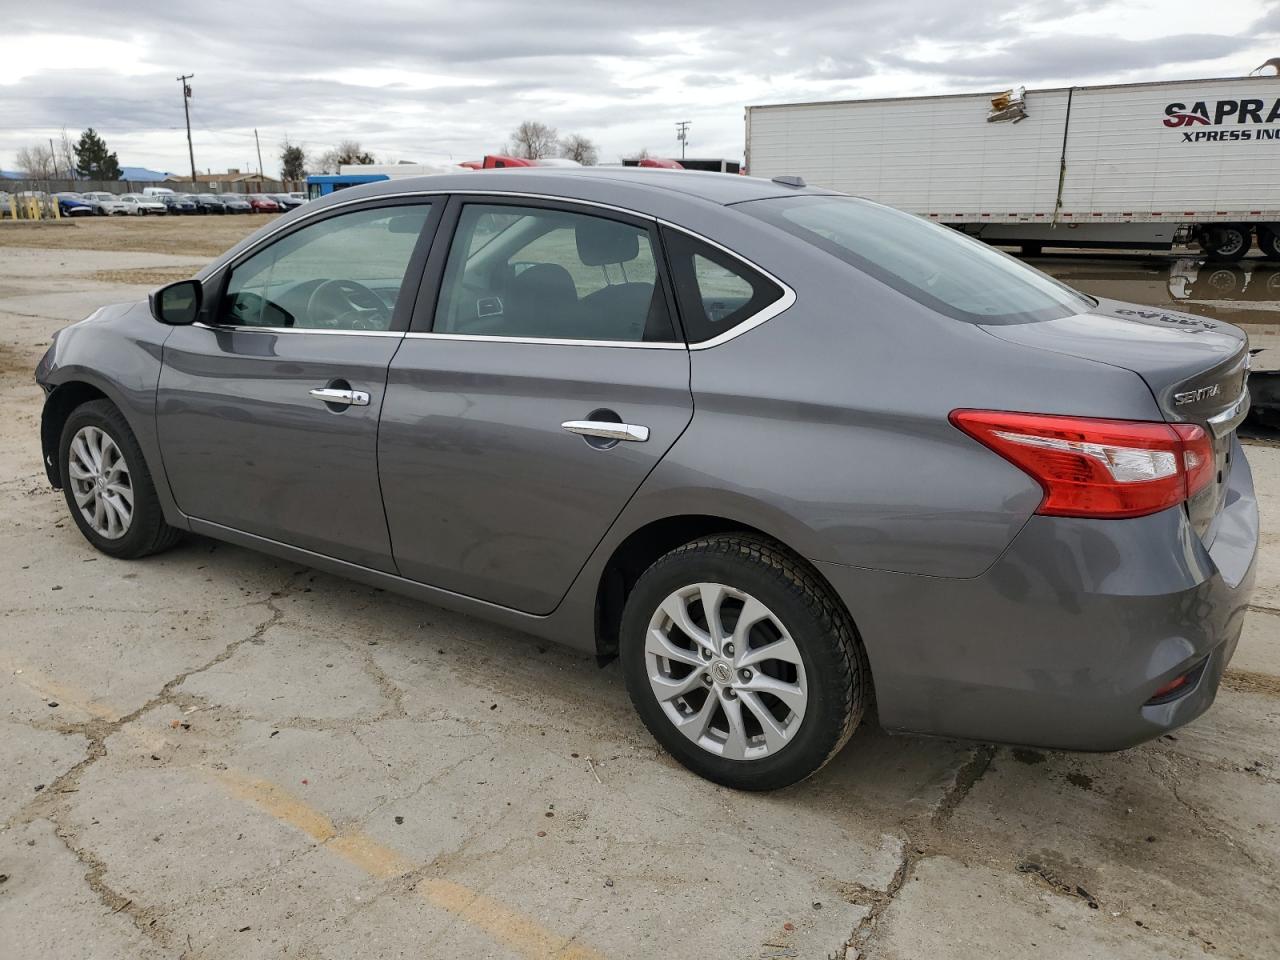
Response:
[1,218,1278,960]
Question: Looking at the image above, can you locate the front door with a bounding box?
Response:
[157,200,438,571]
[379,198,693,613]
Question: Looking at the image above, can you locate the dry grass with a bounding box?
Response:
[86,267,200,286]
[0,215,274,257]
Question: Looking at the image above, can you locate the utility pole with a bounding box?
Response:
[675,120,690,160]
[177,74,196,185]
[48,137,58,179]
[254,128,264,179]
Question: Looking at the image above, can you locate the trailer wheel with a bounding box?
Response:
[1201,224,1252,262]
[1258,227,1280,261]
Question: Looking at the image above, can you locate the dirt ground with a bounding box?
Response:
[0,215,279,257]
[1,218,1277,960]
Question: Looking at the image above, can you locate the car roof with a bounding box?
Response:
[337,167,838,208]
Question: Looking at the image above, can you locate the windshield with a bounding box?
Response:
[743,195,1093,325]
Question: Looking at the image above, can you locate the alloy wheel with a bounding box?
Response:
[68,425,133,539]
[645,582,807,761]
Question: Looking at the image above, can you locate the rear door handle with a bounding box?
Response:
[309,387,370,406]
[561,420,649,442]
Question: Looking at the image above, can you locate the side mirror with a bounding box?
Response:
[149,279,202,325]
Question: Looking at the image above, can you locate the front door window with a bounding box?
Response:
[220,204,432,331]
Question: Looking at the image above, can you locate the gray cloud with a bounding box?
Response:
[2,0,1273,173]
[881,32,1250,84]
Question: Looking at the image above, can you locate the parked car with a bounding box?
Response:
[142,187,176,197]
[189,194,227,215]
[247,194,281,213]
[268,193,306,211]
[53,193,94,217]
[217,194,252,214]
[119,193,168,215]
[79,192,130,216]
[35,170,1257,790]
[159,194,198,215]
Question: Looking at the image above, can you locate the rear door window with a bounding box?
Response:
[661,229,784,344]
[432,203,675,343]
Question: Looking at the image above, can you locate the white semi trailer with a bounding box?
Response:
[745,76,1280,261]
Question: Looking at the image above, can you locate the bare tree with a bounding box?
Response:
[313,150,340,174]
[335,140,375,165]
[558,133,598,165]
[313,140,375,173]
[57,129,78,179]
[624,146,653,162]
[508,120,559,159]
[15,144,57,178]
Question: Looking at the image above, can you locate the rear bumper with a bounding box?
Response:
[818,437,1258,751]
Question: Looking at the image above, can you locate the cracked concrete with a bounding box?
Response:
[2,220,1278,960]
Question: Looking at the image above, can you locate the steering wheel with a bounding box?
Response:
[304,278,388,330]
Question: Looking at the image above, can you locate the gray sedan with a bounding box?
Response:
[35,170,1257,789]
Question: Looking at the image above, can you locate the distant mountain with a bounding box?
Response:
[0,166,174,181]
[120,166,173,182]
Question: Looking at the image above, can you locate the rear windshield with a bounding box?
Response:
[743,195,1093,324]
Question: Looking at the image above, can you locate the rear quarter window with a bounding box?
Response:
[661,229,784,344]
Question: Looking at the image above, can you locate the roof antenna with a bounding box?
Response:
[771,175,806,188]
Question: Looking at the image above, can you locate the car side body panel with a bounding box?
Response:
[37,301,188,529]
[818,440,1257,749]
[157,326,403,572]
[379,338,694,614]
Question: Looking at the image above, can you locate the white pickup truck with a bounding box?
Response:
[745,76,1280,261]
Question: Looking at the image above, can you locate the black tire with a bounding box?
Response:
[58,399,181,559]
[1202,223,1252,262]
[1258,227,1280,261]
[1020,242,1043,257]
[620,533,869,790]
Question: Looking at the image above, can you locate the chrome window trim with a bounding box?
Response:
[657,218,797,351]
[200,188,796,350]
[403,331,686,350]
[192,322,404,338]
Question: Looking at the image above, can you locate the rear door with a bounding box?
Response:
[157,198,439,571]
[379,196,693,614]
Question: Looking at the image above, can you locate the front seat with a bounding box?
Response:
[505,263,580,335]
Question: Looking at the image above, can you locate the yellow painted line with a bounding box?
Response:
[0,655,122,723]
[7,662,606,959]
[218,772,607,959]
[419,878,605,960]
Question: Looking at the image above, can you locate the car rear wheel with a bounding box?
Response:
[620,533,869,790]
[58,400,181,559]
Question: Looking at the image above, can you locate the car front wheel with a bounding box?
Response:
[58,400,181,559]
[620,534,869,790]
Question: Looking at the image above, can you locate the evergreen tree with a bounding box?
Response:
[280,142,307,181]
[73,129,122,180]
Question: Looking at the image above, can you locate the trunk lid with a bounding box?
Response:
[980,297,1250,542]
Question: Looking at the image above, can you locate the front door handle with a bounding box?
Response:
[309,387,370,406]
[561,420,649,442]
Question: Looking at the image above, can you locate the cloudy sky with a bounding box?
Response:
[2,0,1278,177]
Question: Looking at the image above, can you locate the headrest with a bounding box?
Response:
[576,219,640,266]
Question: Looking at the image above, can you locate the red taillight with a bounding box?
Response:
[950,410,1214,519]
